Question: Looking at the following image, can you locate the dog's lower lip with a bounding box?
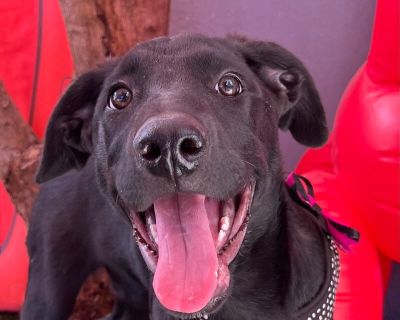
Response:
[167,293,228,319]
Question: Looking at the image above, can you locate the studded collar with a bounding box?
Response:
[286,173,359,319]
[293,236,340,320]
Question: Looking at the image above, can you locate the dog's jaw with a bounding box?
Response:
[127,182,255,317]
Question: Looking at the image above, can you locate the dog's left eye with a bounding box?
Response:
[216,73,243,97]
[109,86,132,109]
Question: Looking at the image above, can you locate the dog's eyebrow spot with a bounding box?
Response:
[115,55,142,77]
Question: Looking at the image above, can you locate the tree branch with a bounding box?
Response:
[0,83,41,222]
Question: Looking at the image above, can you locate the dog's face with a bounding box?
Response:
[36,35,327,318]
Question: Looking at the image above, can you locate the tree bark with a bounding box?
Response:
[0,83,41,223]
[59,0,170,75]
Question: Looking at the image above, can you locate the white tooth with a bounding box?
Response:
[216,199,236,252]
[218,230,226,242]
[220,216,230,232]
[204,315,209,319]
[216,229,228,252]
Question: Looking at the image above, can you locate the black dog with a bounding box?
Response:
[22,34,336,320]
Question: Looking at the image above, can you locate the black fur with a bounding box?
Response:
[23,34,329,320]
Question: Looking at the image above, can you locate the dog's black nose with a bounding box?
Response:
[133,114,206,178]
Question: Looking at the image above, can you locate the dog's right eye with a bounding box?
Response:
[109,86,132,109]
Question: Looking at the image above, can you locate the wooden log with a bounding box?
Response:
[0,83,41,223]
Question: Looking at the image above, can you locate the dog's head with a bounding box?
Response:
[36,34,327,318]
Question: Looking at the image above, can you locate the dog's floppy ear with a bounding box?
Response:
[233,38,328,147]
[36,61,117,183]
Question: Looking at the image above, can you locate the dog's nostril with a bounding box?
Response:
[179,136,203,158]
[140,143,161,162]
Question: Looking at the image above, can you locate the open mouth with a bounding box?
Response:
[128,183,255,317]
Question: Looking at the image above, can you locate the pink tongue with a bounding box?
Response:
[153,193,219,313]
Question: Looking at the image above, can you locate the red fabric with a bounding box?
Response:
[0,0,73,311]
[297,0,400,318]
[0,184,28,311]
[30,0,74,138]
[0,1,38,120]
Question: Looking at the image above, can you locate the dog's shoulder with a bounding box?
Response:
[28,159,104,245]
[33,160,97,210]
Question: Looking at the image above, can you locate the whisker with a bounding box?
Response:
[242,159,257,168]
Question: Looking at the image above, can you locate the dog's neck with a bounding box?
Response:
[282,189,327,311]
[221,182,327,319]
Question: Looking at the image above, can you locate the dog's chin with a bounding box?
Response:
[122,181,255,319]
